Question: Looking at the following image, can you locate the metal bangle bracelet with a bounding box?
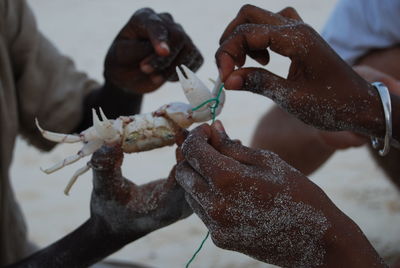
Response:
[370,82,392,156]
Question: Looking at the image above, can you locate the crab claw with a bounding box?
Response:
[176,65,213,109]
[176,65,225,123]
[92,108,119,143]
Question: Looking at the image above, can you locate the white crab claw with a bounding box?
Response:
[92,108,119,142]
[176,65,213,109]
[99,107,110,124]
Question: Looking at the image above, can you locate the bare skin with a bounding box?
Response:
[78,8,203,130]
[9,145,190,268]
[176,122,386,268]
[215,5,400,143]
[251,47,400,178]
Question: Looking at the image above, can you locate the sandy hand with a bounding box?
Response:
[90,145,192,237]
[176,121,385,267]
[216,5,385,138]
[104,8,203,94]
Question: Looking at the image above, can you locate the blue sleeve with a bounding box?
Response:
[322,0,400,64]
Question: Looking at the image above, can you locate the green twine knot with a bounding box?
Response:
[191,84,224,123]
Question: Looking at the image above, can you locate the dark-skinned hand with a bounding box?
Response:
[176,121,385,268]
[90,142,191,238]
[104,8,203,94]
[215,5,386,138]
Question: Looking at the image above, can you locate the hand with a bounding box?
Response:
[176,121,384,267]
[215,5,385,137]
[315,65,400,149]
[90,144,191,238]
[104,8,203,94]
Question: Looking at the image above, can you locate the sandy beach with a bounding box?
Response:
[10,0,400,267]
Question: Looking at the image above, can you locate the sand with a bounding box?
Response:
[10,0,400,267]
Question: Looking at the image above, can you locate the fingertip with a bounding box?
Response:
[224,74,243,90]
[212,120,225,133]
[155,41,170,56]
[150,74,165,85]
[216,52,235,81]
[140,63,154,74]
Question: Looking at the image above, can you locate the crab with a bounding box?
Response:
[36,65,225,195]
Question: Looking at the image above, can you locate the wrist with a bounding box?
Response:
[323,213,386,268]
[352,82,386,138]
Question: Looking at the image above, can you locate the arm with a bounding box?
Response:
[9,1,202,147]
[9,145,191,268]
[176,122,386,267]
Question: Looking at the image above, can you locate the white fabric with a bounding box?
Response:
[322,0,400,64]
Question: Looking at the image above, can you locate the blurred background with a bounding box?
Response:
[11,0,400,267]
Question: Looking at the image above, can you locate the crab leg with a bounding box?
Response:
[64,163,91,196]
[35,118,82,143]
[41,139,103,174]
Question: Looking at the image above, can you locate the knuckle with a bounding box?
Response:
[282,6,296,14]
[239,4,257,15]
[133,7,155,17]
[210,231,228,248]
[159,12,174,21]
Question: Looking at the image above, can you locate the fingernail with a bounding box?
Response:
[160,42,170,54]
[141,64,154,74]
[225,75,243,90]
[151,75,164,85]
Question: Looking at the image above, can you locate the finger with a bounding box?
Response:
[216,23,307,81]
[210,121,279,168]
[105,67,165,93]
[175,161,213,204]
[91,145,123,171]
[161,45,204,81]
[277,7,303,21]
[127,8,170,56]
[185,193,213,227]
[219,4,290,44]
[158,12,174,22]
[175,129,189,146]
[139,43,183,72]
[91,145,127,194]
[248,49,270,66]
[224,67,292,103]
[106,40,153,67]
[182,124,243,183]
[176,147,185,163]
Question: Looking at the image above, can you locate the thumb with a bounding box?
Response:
[224,67,292,98]
[91,145,125,194]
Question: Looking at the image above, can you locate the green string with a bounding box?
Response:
[184,84,223,267]
[191,84,224,123]
[185,231,210,268]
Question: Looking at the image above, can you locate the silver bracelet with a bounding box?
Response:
[370,82,392,156]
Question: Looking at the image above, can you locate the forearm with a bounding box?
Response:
[9,217,145,268]
[77,82,143,131]
[323,212,387,268]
